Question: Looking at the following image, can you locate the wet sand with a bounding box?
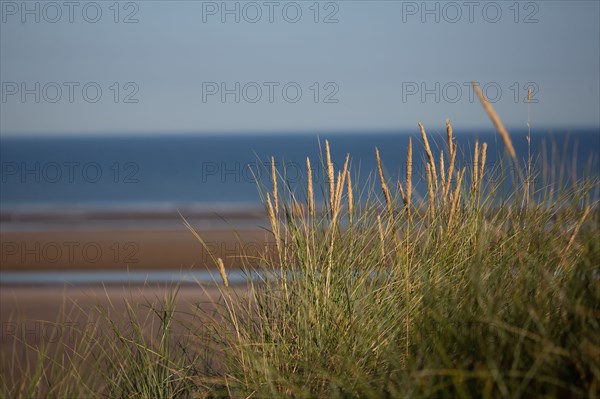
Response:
[1,205,276,271]
[1,227,273,270]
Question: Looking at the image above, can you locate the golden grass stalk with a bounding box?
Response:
[419,123,438,190]
[266,193,276,228]
[216,258,229,288]
[377,215,385,261]
[406,137,413,217]
[325,140,335,215]
[472,140,479,189]
[445,143,457,203]
[334,154,350,217]
[333,171,343,219]
[448,168,465,228]
[440,151,446,197]
[472,82,517,163]
[376,147,392,214]
[271,156,278,216]
[446,119,454,155]
[266,193,280,253]
[292,202,305,219]
[397,181,406,207]
[445,119,456,198]
[426,163,435,218]
[346,170,353,224]
[306,157,315,218]
[479,142,488,187]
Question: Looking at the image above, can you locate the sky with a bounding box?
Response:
[1,0,599,135]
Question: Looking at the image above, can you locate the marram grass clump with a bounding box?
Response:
[197,99,599,398]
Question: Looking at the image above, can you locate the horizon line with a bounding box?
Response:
[2,125,599,138]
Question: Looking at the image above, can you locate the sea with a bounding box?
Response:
[1,128,599,217]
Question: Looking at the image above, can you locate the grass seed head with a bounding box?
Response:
[406,137,413,209]
[472,82,517,162]
[376,147,392,214]
[446,119,454,157]
[419,123,438,190]
[334,154,350,216]
[325,140,335,215]
[479,142,488,187]
[217,257,229,288]
[445,142,457,201]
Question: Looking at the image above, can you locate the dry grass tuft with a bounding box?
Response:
[325,140,335,215]
[217,257,229,288]
[419,123,438,190]
[306,157,315,218]
[448,168,465,227]
[376,147,393,214]
[444,120,457,203]
[426,163,435,218]
[334,154,350,218]
[479,142,488,188]
[472,82,517,163]
[472,140,480,190]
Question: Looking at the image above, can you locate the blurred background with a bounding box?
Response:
[1,0,599,275]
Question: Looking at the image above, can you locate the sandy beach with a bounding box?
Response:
[0,283,239,392]
[0,208,266,382]
[1,207,274,271]
[0,284,227,338]
[0,210,267,389]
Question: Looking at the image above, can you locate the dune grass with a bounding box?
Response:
[195,124,598,398]
[2,92,599,398]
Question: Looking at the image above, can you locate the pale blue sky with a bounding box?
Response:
[1,0,599,135]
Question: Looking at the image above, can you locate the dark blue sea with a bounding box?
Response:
[1,129,599,216]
